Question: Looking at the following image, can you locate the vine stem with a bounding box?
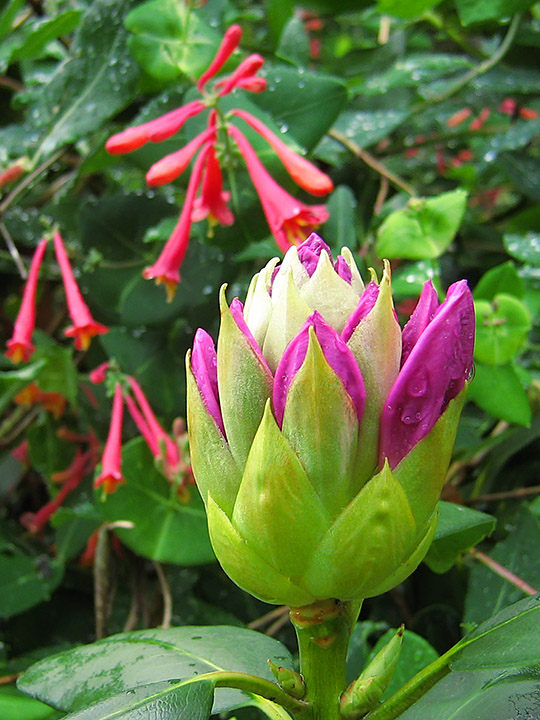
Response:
[0,148,64,216]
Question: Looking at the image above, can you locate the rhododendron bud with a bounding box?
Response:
[187,235,474,607]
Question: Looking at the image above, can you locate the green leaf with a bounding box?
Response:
[474,294,531,365]
[96,438,214,565]
[424,501,496,574]
[377,0,443,17]
[10,11,82,63]
[468,362,532,426]
[252,62,348,151]
[0,0,25,40]
[456,0,536,25]
[32,339,79,408]
[387,595,540,719]
[390,260,441,299]
[52,503,102,562]
[473,261,523,301]
[30,0,139,159]
[0,686,59,720]
[0,551,64,619]
[276,16,310,67]
[18,626,292,715]
[322,185,358,251]
[376,190,467,260]
[0,360,45,415]
[125,0,220,81]
[367,629,439,701]
[50,679,215,720]
[464,506,540,625]
[500,152,540,202]
[503,233,540,266]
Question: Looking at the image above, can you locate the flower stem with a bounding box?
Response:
[290,599,361,720]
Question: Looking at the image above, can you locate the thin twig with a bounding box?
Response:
[266,613,291,637]
[0,673,20,685]
[248,604,288,630]
[0,221,27,277]
[0,406,40,446]
[421,14,521,105]
[153,561,172,629]
[0,148,64,216]
[374,176,390,215]
[465,485,540,505]
[329,129,417,196]
[469,547,538,596]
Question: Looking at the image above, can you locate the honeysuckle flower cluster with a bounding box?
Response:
[187,233,474,607]
[106,24,333,301]
[5,231,108,364]
[92,368,193,497]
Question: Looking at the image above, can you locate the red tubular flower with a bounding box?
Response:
[231,109,333,196]
[94,384,125,494]
[127,377,180,479]
[53,232,108,351]
[470,107,491,131]
[106,100,206,154]
[89,361,110,384]
[235,77,267,93]
[447,107,472,128]
[228,125,329,252]
[197,24,243,91]
[217,53,265,96]
[146,126,216,187]
[143,143,211,300]
[5,238,48,363]
[191,146,234,228]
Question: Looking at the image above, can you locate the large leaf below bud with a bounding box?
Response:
[301,462,417,600]
[232,402,331,580]
[217,287,273,467]
[207,496,315,607]
[186,356,241,516]
[281,330,359,517]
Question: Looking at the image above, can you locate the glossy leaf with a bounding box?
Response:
[18,626,292,715]
[455,0,536,25]
[468,362,531,426]
[503,233,540,266]
[473,261,523,301]
[96,438,214,565]
[0,551,64,619]
[125,0,220,81]
[474,294,531,365]
[29,0,139,159]
[376,190,467,260]
[0,687,59,720]
[322,185,358,252]
[424,501,496,574]
[464,506,540,625]
[0,360,45,415]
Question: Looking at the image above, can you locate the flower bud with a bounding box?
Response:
[187,234,474,606]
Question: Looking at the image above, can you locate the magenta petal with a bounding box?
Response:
[380,280,474,469]
[401,280,440,366]
[297,232,333,276]
[273,311,365,427]
[191,329,225,436]
[229,298,272,374]
[334,255,352,284]
[341,282,380,343]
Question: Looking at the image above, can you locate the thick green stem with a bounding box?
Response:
[291,599,361,720]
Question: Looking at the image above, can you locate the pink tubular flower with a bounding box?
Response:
[197,24,243,91]
[127,376,180,479]
[230,109,333,196]
[94,383,125,494]
[106,100,206,154]
[146,126,216,187]
[53,232,108,351]
[5,238,48,363]
[228,125,329,251]
[89,361,110,384]
[235,77,267,93]
[191,146,234,228]
[143,143,212,301]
